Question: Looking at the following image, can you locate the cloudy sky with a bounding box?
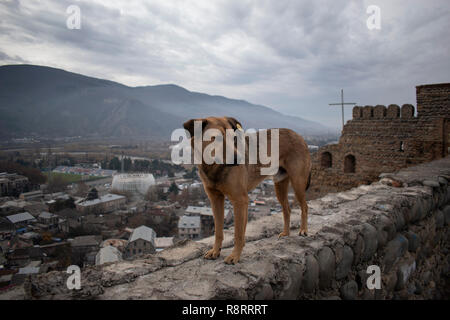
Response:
[0,0,449,129]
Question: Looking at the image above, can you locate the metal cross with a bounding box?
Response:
[329,89,356,130]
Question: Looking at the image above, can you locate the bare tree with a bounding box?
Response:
[74,182,89,197]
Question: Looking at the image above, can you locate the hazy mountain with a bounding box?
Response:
[0,64,331,140]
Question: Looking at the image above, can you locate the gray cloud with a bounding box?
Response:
[0,0,448,129]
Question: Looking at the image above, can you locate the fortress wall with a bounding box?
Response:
[310,109,425,196]
[10,157,450,300]
[311,83,450,197]
[416,83,450,119]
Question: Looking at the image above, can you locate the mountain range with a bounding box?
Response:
[0,64,331,140]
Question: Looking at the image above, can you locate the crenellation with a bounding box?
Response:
[362,105,374,119]
[352,106,362,119]
[352,104,417,120]
[374,105,387,118]
[387,104,400,119]
[310,83,450,197]
[401,104,415,118]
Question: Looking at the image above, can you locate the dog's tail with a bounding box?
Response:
[306,171,311,191]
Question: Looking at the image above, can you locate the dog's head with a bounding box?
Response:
[183,116,243,165]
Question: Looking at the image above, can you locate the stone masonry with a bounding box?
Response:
[310,83,450,196]
[3,156,449,300]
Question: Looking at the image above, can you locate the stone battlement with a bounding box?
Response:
[351,83,450,121]
[309,83,450,198]
[353,104,414,120]
[352,104,415,120]
[3,157,449,300]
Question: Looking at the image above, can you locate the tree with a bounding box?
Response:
[124,157,132,172]
[168,182,179,195]
[75,182,89,197]
[178,188,190,206]
[0,161,47,184]
[168,192,178,203]
[86,188,99,200]
[146,185,159,202]
[47,174,67,193]
[108,157,121,171]
[183,167,198,179]
[145,185,167,202]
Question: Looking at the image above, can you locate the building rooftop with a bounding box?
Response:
[76,193,126,207]
[0,173,28,180]
[20,190,42,196]
[185,206,230,217]
[53,166,117,177]
[17,267,40,275]
[186,206,211,215]
[178,215,200,229]
[70,235,101,247]
[0,200,32,209]
[101,239,128,249]
[55,208,81,219]
[6,212,35,224]
[155,237,174,248]
[95,246,122,265]
[128,225,156,244]
[38,211,57,219]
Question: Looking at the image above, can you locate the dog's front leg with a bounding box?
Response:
[224,196,248,264]
[204,188,224,260]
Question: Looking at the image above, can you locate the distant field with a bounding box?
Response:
[45,172,103,184]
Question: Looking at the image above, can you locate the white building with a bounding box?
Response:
[155,237,174,252]
[95,246,123,265]
[178,215,201,240]
[185,206,232,237]
[111,173,156,195]
[125,225,156,258]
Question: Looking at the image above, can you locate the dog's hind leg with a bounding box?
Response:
[204,188,225,260]
[274,177,291,238]
[295,186,309,236]
[285,165,309,236]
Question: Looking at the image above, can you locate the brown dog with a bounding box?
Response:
[183,116,311,264]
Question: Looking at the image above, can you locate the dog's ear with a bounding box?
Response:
[224,117,243,167]
[226,117,243,131]
[183,119,195,138]
[183,119,208,138]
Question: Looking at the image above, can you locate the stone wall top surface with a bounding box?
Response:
[5,157,450,300]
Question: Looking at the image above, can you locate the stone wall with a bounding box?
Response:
[4,157,449,300]
[310,83,450,197]
[417,83,450,119]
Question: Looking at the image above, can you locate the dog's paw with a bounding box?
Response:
[204,248,221,260]
[298,228,308,236]
[224,253,240,265]
[278,231,290,239]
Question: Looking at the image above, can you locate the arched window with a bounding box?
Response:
[344,154,356,173]
[321,152,332,168]
[399,141,404,152]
